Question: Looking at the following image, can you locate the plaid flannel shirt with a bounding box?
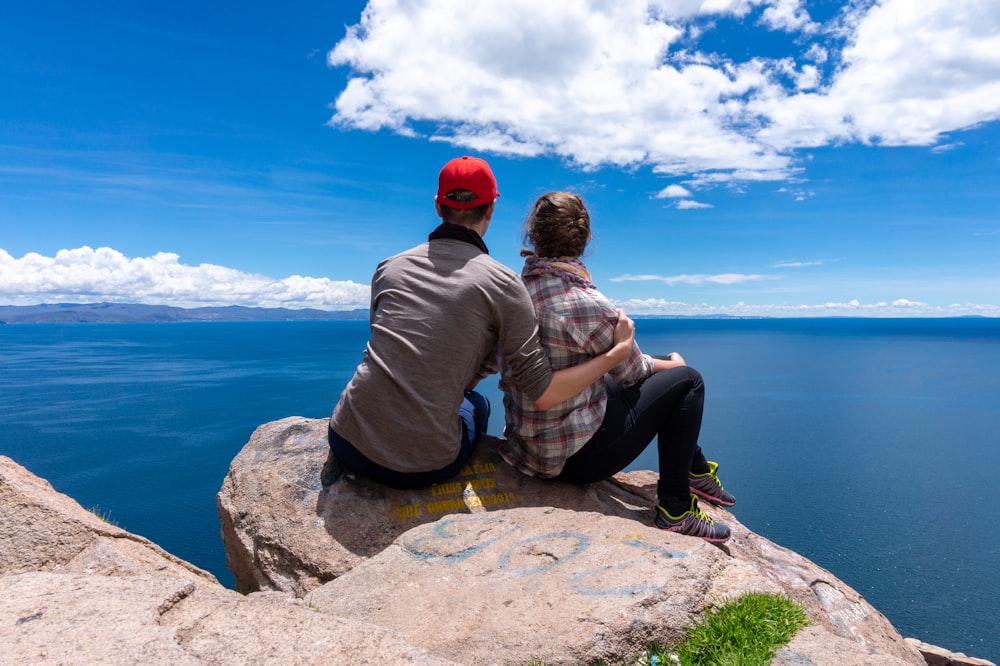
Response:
[498,259,654,478]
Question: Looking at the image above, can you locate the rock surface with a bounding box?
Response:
[217,416,936,665]
[905,638,998,666]
[3,414,993,666]
[0,453,215,583]
[0,455,458,665]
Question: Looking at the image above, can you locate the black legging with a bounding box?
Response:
[556,363,709,514]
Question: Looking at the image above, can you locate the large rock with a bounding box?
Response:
[217,416,930,665]
[904,638,999,666]
[1,572,459,665]
[0,454,214,583]
[4,421,988,666]
[0,456,457,665]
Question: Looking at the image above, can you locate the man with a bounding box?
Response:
[326,156,634,489]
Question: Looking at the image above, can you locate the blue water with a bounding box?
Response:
[1,318,998,661]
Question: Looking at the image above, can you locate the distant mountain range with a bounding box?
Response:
[0,303,368,324]
[2,303,986,325]
[1,302,759,324]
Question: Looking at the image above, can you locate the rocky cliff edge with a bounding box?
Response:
[2,416,993,665]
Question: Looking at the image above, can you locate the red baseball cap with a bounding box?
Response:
[435,156,500,209]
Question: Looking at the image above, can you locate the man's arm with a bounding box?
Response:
[533,309,635,410]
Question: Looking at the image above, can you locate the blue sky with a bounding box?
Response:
[2,0,998,317]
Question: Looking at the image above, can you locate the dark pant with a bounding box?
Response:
[557,364,709,512]
[328,390,490,490]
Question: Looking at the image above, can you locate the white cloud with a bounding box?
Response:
[773,260,824,268]
[794,64,820,91]
[803,43,828,64]
[610,272,772,286]
[755,0,1000,149]
[931,142,964,153]
[890,298,928,309]
[647,0,807,26]
[0,247,370,310]
[614,297,1000,317]
[655,184,692,198]
[676,199,714,209]
[328,0,1000,187]
[4,247,994,318]
[760,0,816,32]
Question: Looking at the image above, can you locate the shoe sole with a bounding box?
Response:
[654,520,732,543]
[690,487,736,507]
[657,527,731,543]
[703,534,730,543]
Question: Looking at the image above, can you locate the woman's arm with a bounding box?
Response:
[533,309,635,410]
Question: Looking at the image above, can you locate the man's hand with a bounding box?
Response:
[533,309,636,410]
[612,308,635,345]
[608,309,635,364]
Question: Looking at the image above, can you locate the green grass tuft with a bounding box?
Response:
[87,505,119,526]
[671,592,809,666]
[520,592,809,666]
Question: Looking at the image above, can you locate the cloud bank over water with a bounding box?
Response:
[0,247,370,311]
[615,297,1000,318]
[2,247,996,317]
[328,0,1000,189]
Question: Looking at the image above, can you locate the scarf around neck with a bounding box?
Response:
[428,222,489,254]
[522,254,594,289]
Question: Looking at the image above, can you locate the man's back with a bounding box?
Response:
[331,237,551,473]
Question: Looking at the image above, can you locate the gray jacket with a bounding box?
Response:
[331,238,552,473]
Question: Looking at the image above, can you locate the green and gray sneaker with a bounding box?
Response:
[654,494,731,543]
[689,460,735,507]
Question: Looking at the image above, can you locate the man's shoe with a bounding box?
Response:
[654,494,731,543]
[689,460,735,506]
[320,449,345,488]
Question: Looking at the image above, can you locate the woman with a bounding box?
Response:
[498,192,734,542]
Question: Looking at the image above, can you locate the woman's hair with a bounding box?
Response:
[523,191,591,258]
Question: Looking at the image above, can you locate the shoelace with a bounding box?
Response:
[660,504,714,525]
[689,505,714,525]
[692,465,727,493]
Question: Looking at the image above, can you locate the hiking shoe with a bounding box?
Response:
[654,494,731,543]
[689,460,735,507]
